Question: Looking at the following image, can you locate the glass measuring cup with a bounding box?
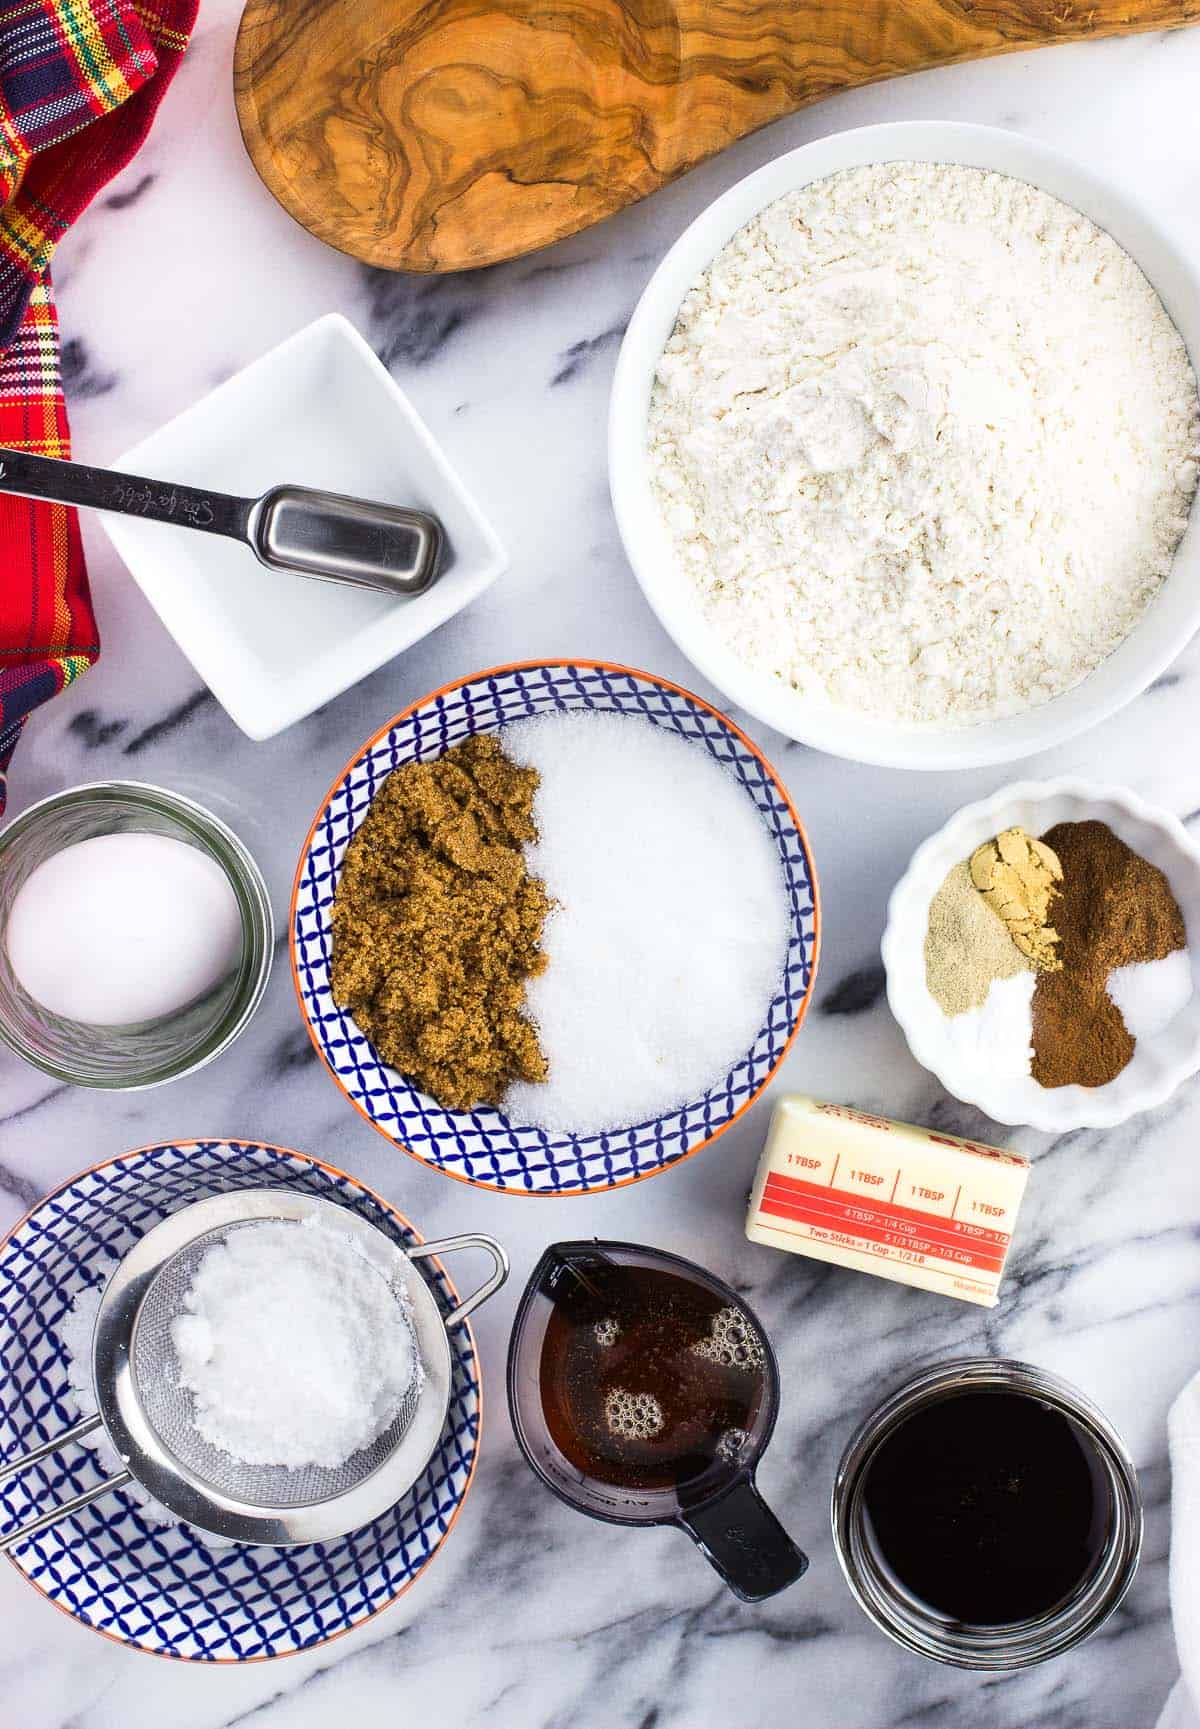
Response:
[507,1240,808,1602]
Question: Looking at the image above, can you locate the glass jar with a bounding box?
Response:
[0,782,273,1088]
[831,1357,1142,1669]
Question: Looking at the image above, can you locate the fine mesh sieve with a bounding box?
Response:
[131,1217,425,1510]
[0,1190,507,1551]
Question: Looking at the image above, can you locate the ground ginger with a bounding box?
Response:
[330,734,549,1112]
[969,827,1063,972]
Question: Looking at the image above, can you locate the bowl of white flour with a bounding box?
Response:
[610,123,1200,770]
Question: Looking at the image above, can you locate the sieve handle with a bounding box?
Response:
[0,1410,102,1483]
[0,1412,132,1553]
[0,1470,133,1553]
[409,1233,509,1327]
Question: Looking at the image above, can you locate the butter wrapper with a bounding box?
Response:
[746,1095,1029,1308]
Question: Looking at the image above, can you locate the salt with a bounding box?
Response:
[942,972,1036,1079]
[172,1214,422,1469]
[501,712,790,1135]
[1108,948,1193,1039]
[5,831,242,1025]
[936,946,1193,1084]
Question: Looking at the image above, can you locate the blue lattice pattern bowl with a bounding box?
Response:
[0,1140,481,1660]
[292,660,820,1195]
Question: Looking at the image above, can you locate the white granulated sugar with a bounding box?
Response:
[648,163,1200,726]
[502,712,790,1135]
[942,971,1036,1079]
[1108,948,1193,1039]
[172,1214,422,1470]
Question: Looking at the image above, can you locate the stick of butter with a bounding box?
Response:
[745,1096,1030,1308]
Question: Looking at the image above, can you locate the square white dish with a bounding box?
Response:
[101,314,506,740]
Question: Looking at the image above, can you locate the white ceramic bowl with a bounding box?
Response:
[882,780,1200,1130]
[609,122,1200,770]
[102,314,507,741]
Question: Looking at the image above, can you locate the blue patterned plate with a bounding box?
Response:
[292,660,820,1194]
[0,1140,481,1661]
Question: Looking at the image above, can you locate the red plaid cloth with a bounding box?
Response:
[0,0,196,812]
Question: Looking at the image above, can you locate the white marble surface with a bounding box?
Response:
[3,12,1200,1726]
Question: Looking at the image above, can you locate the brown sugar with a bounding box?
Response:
[1031,820,1187,1089]
[330,733,549,1112]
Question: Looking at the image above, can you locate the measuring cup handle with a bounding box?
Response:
[407,1233,510,1327]
[677,1475,809,1603]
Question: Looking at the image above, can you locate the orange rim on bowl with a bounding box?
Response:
[290,659,820,1195]
[0,1138,482,1662]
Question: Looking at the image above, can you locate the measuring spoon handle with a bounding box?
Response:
[0,446,253,541]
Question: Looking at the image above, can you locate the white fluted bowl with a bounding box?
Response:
[882,781,1200,1130]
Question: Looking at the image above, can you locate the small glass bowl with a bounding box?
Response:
[831,1358,1143,1669]
[0,782,273,1089]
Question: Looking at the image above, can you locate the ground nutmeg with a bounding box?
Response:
[1031,820,1187,1088]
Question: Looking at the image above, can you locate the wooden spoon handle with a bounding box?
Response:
[234,0,1200,275]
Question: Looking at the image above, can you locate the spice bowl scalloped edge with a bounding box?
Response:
[882,779,1200,1131]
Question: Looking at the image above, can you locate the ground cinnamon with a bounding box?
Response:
[1031,820,1186,1088]
[330,734,550,1111]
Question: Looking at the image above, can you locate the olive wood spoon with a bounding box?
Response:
[234,0,1200,275]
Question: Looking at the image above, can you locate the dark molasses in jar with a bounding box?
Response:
[861,1387,1106,1625]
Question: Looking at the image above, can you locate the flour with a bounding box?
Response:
[647,163,1200,726]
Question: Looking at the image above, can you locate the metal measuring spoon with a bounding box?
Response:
[0,446,445,598]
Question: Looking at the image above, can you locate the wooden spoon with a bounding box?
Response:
[234,0,1199,275]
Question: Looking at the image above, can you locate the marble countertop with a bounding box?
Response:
[4,12,1200,1728]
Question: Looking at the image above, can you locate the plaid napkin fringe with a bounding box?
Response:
[0,0,196,350]
[0,0,195,812]
[0,0,158,187]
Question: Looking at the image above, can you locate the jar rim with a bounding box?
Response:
[0,781,273,1089]
[830,1357,1143,1670]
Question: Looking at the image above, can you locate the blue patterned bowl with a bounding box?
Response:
[0,1140,481,1661]
[292,660,820,1195]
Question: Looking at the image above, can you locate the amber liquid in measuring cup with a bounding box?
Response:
[538,1261,766,1493]
[509,1242,807,1601]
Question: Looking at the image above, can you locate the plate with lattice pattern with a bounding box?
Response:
[291,660,819,1195]
[0,1139,481,1660]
